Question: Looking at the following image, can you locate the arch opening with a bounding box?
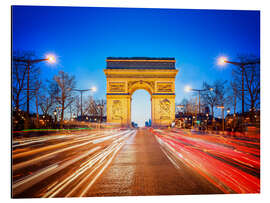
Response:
[131,89,151,127]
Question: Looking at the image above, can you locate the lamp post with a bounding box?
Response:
[218,57,260,131]
[192,116,195,128]
[13,54,56,129]
[54,106,61,128]
[206,113,209,130]
[226,108,230,131]
[53,110,57,128]
[73,87,96,117]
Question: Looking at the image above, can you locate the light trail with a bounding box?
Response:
[151,128,260,194]
[12,129,136,197]
[13,146,101,196]
[43,130,136,197]
[13,127,259,197]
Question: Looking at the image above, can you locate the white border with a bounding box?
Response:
[1,0,269,203]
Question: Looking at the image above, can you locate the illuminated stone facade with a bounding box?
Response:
[104,57,178,127]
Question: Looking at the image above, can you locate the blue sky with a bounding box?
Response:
[12,6,260,125]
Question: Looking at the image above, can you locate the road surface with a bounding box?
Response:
[12,128,260,198]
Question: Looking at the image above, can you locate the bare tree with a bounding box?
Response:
[181,97,197,114]
[87,96,99,117]
[50,71,76,128]
[83,97,106,121]
[177,97,197,115]
[12,51,40,112]
[96,99,106,121]
[232,55,260,121]
[201,80,227,119]
[39,81,55,116]
[74,95,81,117]
[12,58,27,111]
[32,80,42,128]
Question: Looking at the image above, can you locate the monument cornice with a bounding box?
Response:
[104,69,178,78]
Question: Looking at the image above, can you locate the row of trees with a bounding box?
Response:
[12,51,106,129]
[178,55,260,123]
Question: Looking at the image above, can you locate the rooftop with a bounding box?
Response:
[107,57,175,60]
[106,57,176,69]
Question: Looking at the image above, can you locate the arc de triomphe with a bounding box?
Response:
[104,57,178,127]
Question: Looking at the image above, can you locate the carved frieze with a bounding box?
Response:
[128,81,138,89]
[127,80,155,90]
[157,82,173,92]
[145,81,155,90]
[159,99,171,120]
[109,82,125,92]
[112,100,122,120]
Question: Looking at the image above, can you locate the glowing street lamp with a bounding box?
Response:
[46,54,56,63]
[13,54,56,129]
[91,86,97,92]
[53,110,57,124]
[217,56,228,66]
[217,56,260,131]
[184,85,192,92]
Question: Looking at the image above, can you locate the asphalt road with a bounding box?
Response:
[12,128,260,198]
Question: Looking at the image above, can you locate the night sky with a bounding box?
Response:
[12,6,260,126]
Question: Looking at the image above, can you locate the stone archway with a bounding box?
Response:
[104,57,178,127]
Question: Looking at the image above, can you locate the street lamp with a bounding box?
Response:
[184,85,192,92]
[226,108,231,131]
[217,56,260,131]
[206,113,209,130]
[53,110,57,127]
[192,116,195,128]
[46,54,56,63]
[13,54,56,128]
[73,86,97,117]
